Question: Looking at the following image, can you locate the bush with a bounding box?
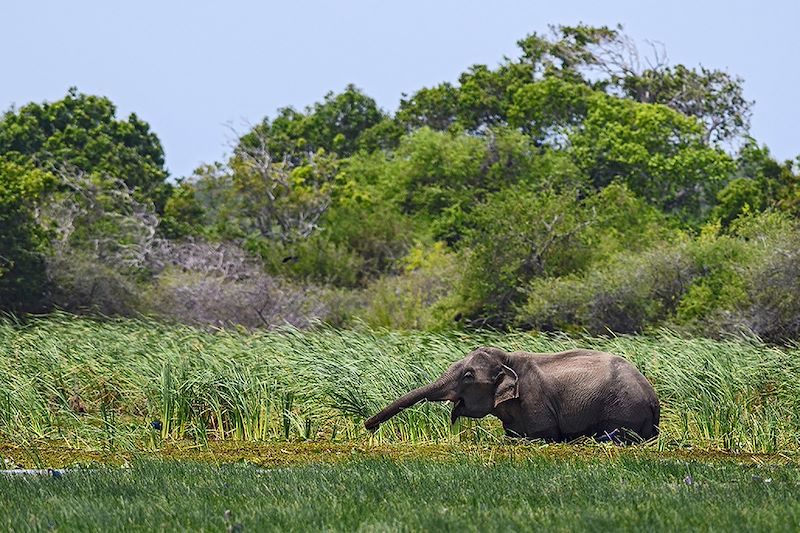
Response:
[712,177,766,226]
[45,250,141,315]
[518,242,697,334]
[247,235,365,288]
[354,242,460,329]
[516,211,800,342]
[36,170,158,315]
[457,187,595,326]
[712,212,800,342]
[673,224,752,325]
[738,234,800,342]
[320,202,416,283]
[142,239,348,329]
[143,269,332,329]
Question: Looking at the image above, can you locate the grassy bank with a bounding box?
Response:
[1,314,799,452]
[1,456,798,532]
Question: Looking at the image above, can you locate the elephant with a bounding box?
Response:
[365,347,659,442]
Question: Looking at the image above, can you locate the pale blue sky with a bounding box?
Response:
[2,1,797,178]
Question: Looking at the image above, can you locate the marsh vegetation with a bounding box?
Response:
[2,316,798,454]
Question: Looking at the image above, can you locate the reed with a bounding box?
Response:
[1,314,798,452]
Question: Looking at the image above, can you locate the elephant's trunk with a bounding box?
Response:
[364,375,455,431]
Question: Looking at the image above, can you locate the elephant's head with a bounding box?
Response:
[364,347,519,431]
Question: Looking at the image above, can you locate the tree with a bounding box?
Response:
[0,88,169,208]
[508,77,593,144]
[455,63,528,131]
[0,158,55,311]
[228,131,339,243]
[396,83,460,131]
[35,167,162,315]
[569,93,734,220]
[712,142,800,224]
[394,24,753,147]
[619,65,751,145]
[239,84,386,163]
[457,181,674,328]
[514,24,620,83]
[458,187,597,326]
[517,24,753,145]
[160,180,206,238]
[378,127,539,244]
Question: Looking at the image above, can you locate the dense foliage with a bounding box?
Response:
[1,24,798,341]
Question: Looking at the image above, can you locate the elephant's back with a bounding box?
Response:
[514,348,625,375]
[515,349,656,407]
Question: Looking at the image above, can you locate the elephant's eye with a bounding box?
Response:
[463,370,475,381]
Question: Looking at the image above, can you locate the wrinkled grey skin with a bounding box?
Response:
[365,347,659,442]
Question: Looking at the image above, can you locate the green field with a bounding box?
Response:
[2,316,799,531]
[1,455,798,532]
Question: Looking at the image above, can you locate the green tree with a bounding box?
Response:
[377,127,539,244]
[457,187,595,326]
[240,84,386,162]
[619,65,752,145]
[0,88,169,208]
[0,158,55,311]
[160,180,206,238]
[396,83,460,131]
[711,141,799,225]
[569,94,734,220]
[507,77,593,143]
[713,178,765,226]
[395,23,753,148]
[515,24,753,145]
[457,182,672,327]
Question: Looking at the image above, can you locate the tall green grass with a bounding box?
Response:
[1,314,799,452]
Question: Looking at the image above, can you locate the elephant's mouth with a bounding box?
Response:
[450,398,465,424]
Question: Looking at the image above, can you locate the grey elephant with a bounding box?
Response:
[365,347,659,442]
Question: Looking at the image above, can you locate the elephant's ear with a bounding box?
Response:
[494,364,519,407]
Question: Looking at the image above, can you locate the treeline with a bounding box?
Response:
[1,25,799,341]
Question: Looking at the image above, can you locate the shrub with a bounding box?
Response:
[248,235,365,288]
[457,187,595,326]
[143,239,345,329]
[320,202,416,283]
[46,251,141,315]
[36,170,158,315]
[518,242,697,334]
[354,242,460,329]
[516,211,800,341]
[712,212,800,342]
[737,234,800,342]
[674,226,752,325]
[712,177,766,226]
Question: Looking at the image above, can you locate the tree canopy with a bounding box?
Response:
[2,25,799,341]
[0,87,169,207]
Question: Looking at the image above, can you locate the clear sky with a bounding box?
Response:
[2,1,797,178]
